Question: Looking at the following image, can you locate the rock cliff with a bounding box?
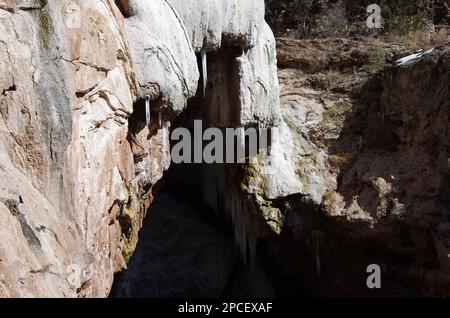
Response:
[243,36,450,296]
[0,0,279,297]
[0,0,449,298]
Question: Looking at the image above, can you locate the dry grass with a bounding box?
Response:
[329,152,356,169]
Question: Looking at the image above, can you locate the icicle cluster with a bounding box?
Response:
[162,124,167,165]
[203,165,260,268]
[201,48,207,98]
[224,190,257,268]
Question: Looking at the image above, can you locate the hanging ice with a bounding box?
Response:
[258,122,262,153]
[145,99,151,127]
[258,125,270,167]
[241,47,248,57]
[205,167,259,267]
[201,48,207,98]
[162,122,167,165]
[158,111,162,128]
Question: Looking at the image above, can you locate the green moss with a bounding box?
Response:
[37,10,52,50]
[118,184,140,265]
[121,231,138,264]
[240,157,271,196]
[260,204,283,234]
[240,162,256,191]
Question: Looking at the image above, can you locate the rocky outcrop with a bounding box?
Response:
[0,0,280,297]
[0,0,142,298]
[1,0,448,298]
[241,36,450,296]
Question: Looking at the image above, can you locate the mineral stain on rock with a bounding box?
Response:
[4,199,42,251]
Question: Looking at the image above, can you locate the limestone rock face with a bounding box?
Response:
[0,0,142,298]
[125,0,280,126]
[167,0,265,51]
[0,0,280,297]
[124,0,199,114]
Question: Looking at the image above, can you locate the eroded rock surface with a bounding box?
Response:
[1,0,449,298]
[242,37,450,296]
[0,0,280,297]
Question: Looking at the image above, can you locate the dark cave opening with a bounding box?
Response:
[109,46,308,298]
[111,94,302,297]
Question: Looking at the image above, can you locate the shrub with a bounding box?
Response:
[265,0,316,36]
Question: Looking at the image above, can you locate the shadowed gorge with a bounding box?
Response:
[110,162,285,298]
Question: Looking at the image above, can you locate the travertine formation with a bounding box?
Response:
[0,0,279,297]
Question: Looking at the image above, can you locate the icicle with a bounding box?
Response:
[162,121,167,165]
[258,122,262,154]
[233,193,246,265]
[259,125,268,159]
[241,47,248,58]
[158,111,162,128]
[201,48,207,98]
[241,46,250,58]
[145,99,151,128]
[248,236,256,270]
